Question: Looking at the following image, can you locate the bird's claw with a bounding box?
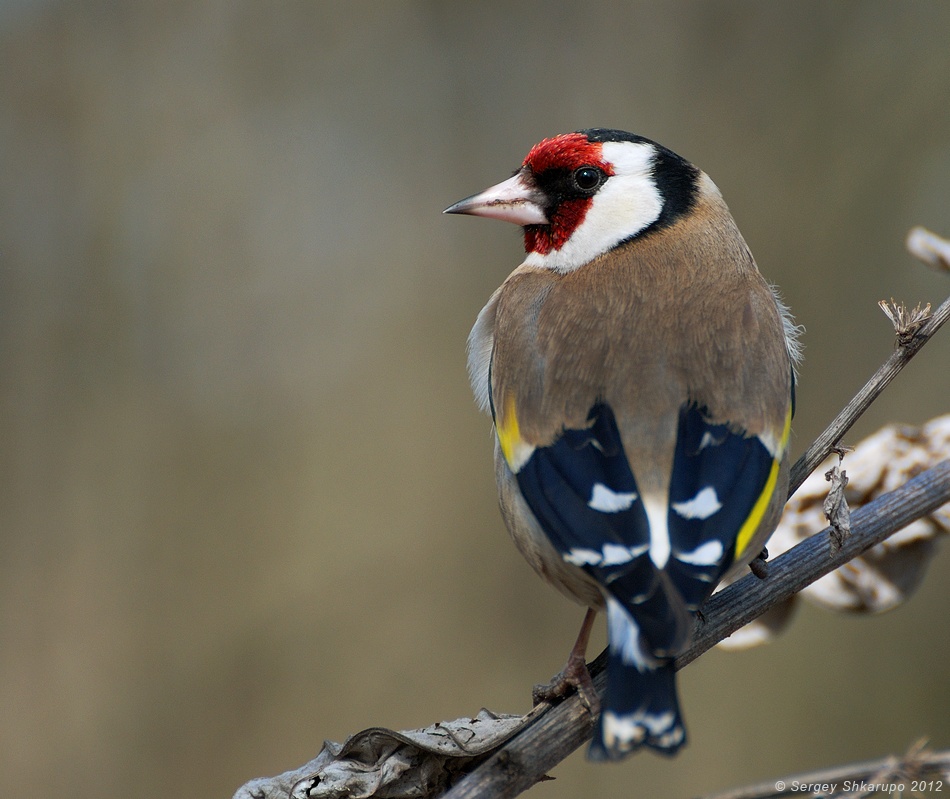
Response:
[532,651,600,717]
[749,546,769,579]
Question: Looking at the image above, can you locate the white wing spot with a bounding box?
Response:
[698,430,724,450]
[671,486,722,520]
[675,539,724,567]
[601,544,633,565]
[563,548,602,566]
[589,483,638,513]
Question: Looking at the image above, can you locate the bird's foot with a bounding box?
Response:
[532,651,600,716]
[749,546,769,579]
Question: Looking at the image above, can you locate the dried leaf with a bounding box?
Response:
[824,463,852,553]
[233,710,530,799]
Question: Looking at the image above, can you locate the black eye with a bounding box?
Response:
[573,166,603,192]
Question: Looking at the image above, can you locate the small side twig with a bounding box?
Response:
[789,228,950,496]
[878,299,932,347]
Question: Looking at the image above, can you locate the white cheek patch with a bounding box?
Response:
[523,141,663,273]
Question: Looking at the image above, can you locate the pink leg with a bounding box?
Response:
[532,607,600,715]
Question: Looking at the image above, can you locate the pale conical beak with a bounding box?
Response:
[443,171,548,226]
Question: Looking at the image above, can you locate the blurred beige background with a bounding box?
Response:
[2,2,949,797]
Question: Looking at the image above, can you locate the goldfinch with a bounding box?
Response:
[445,129,799,760]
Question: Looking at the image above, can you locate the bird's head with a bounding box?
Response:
[444,129,700,273]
